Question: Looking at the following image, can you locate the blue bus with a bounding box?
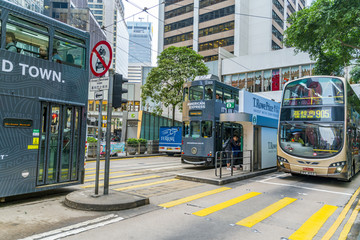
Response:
[0,0,90,198]
[181,75,242,166]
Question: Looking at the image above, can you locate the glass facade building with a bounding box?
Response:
[127,21,152,64]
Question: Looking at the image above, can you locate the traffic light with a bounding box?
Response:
[112,73,128,108]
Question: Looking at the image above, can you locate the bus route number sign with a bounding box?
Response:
[226,99,235,109]
[90,41,113,77]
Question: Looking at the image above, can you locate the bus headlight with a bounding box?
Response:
[277,156,289,168]
[329,161,346,173]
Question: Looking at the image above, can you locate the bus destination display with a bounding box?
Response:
[292,108,331,120]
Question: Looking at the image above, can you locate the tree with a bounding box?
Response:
[350,65,360,83]
[141,46,208,125]
[284,0,360,75]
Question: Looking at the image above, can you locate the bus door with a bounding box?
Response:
[37,102,82,185]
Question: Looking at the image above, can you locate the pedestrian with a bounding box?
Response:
[224,133,241,170]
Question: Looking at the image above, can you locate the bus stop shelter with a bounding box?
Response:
[220,90,281,171]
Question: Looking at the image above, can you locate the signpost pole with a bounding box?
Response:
[95,99,102,195]
[104,69,114,195]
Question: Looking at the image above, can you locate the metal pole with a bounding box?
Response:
[95,99,102,195]
[104,69,114,195]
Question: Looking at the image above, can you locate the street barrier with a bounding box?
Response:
[215,150,253,178]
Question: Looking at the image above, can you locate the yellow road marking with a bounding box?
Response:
[81,175,161,189]
[84,173,141,182]
[338,199,360,240]
[290,205,337,240]
[86,156,160,163]
[114,179,179,191]
[237,197,297,227]
[85,170,125,177]
[85,169,105,174]
[192,192,262,217]
[158,187,231,208]
[321,186,360,240]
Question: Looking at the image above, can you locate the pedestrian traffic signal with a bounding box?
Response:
[112,73,128,108]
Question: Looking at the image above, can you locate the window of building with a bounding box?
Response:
[272,25,283,42]
[198,37,234,52]
[165,0,184,7]
[165,3,193,20]
[199,5,235,23]
[272,10,284,29]
[203,55,218,62]
[247,72,255,92]
[273,0,284,14]
[300,0,305,6]
[272,40,282,50]
[164,32,193,45]
[199,21,234,37]
[263,70,272,91]
[301,65,311,77]
[200,0,227,9]
[287,1,295,14]
[164,17,193,33]
[52,2,68,8]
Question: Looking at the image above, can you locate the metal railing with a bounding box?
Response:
[215,150,253,178]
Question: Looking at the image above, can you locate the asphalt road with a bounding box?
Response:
[1,156,360,240]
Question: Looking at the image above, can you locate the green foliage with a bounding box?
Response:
[284,0,360,75]
[141,46,208,123]
[350,66,360,83]
[127,138,138,146]
[87,137,97,143]
[138,138,147,145]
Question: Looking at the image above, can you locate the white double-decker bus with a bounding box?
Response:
[277,76,360,181]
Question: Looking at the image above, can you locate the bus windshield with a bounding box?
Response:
[280,122,343,158]
[283,77,344,106]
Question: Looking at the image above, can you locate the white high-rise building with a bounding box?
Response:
[88,0,129,77]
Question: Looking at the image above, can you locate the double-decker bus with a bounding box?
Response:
[0,0,90,198]
[181,75,242,166]
[277,76,360,181]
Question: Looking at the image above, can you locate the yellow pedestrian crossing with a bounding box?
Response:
[114,179,179,191]
[84,173,142,182]
[289,205,338,240]
[158,187,231,208]
[85,170,125,177]
[236,197,297,227]
[81,175,161,189]
[192,192,262,217]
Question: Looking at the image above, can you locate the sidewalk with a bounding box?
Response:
[176,167,277,185]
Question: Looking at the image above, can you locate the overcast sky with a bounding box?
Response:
[123,0,160,66]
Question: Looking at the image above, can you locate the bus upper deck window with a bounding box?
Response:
[205,85,213,100]
[189,85,203,101]
[7,15,49,57]
[54,31,86,69]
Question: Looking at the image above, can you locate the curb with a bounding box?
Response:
[176,168,277,185]
[64,189,149,211]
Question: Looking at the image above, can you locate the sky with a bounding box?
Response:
[122,0,160,66]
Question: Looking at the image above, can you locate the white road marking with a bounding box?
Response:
[19,214,124,240]
[257,174,352,196]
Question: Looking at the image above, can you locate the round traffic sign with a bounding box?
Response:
[90,41,113,77]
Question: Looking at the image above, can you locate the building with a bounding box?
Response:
[127,21,153,64]
[159,0,306,61]
[88,0,129,77]
[158,0,312,92]
[7,0,43,13]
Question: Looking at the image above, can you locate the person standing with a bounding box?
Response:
[224,134,241,170]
